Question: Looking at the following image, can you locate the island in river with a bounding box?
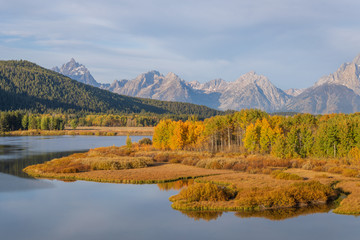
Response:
[23,144,360,215]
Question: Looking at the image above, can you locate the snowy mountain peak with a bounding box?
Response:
[166,72,178,78]
[352,53,360,65]
[315,54,360,95]
[52,58,100,87]
[235,71,271,87]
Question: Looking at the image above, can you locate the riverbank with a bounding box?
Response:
[23,145,360,215]
[5,126,154,136]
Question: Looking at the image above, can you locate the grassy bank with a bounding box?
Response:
[23,146,228,183]
[23,145,360,215]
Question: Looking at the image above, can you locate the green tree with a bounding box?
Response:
[22,114,29,130]
[243,121,261,154]
[126,135,132,149]
[28,115,38,130]
[40,116,50,130]
[70,119,78,130]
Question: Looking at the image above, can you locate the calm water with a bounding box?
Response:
[0,136,359,240]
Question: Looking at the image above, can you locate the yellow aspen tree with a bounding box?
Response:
[243,121,261,154]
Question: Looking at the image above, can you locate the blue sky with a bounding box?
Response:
[1,0,360,89]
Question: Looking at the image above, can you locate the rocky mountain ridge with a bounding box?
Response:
[52,58,101,87]
[53,54,360,114]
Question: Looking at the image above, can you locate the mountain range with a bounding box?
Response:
[0,60,221,117]
[53,54,360,114]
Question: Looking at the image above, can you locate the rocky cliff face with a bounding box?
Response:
[284,88,304,97]
[315,55,360,94]
[285,54,360,114]
[285,84,360,114]
[216,71,290,112]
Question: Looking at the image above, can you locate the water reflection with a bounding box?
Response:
[174,204,334,221]
[0,144,25,156]
[0,173,54,192]
[157,179,194,191]
[179,210,223,221]
[235,204,334,220]
[0,151,84,178]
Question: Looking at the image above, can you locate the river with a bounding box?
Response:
[0,136,359,240]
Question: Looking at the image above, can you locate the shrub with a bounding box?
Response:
[271,170,303,180]
[169,158,181,164]
[328,167,343,174]
[139,137,152,145]
[181,156,200,166]
[153,153,169,162]
[302,161,313,170]
[172,182,236,202]
[89,157,152,170]
[61,167,79,173]
[236,181,336,209]
[126,135,132,149]
[342,169,359,178]
[312,166,323,172]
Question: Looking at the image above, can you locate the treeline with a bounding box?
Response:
[0,111,206,132]
[0,111,65,132]
[153,109,360,159]
[77,114,201,127]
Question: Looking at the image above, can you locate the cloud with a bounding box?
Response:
[1,0,360,89]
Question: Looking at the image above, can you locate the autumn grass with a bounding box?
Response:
[332,181,360,214]
[6,126,154,136]
[270,170,303,180]
[25,163,229,184]
[24,146,153,174]
[24,146,229,183]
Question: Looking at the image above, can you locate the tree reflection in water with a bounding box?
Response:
[0,150,84,178]
[179,210,223,221]
[235,204,334,220]
[157,179,195,191]
[175,205,333,221]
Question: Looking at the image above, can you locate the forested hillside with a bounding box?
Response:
[0,60,221,117]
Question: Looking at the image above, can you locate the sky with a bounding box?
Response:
[1,0,360,89]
